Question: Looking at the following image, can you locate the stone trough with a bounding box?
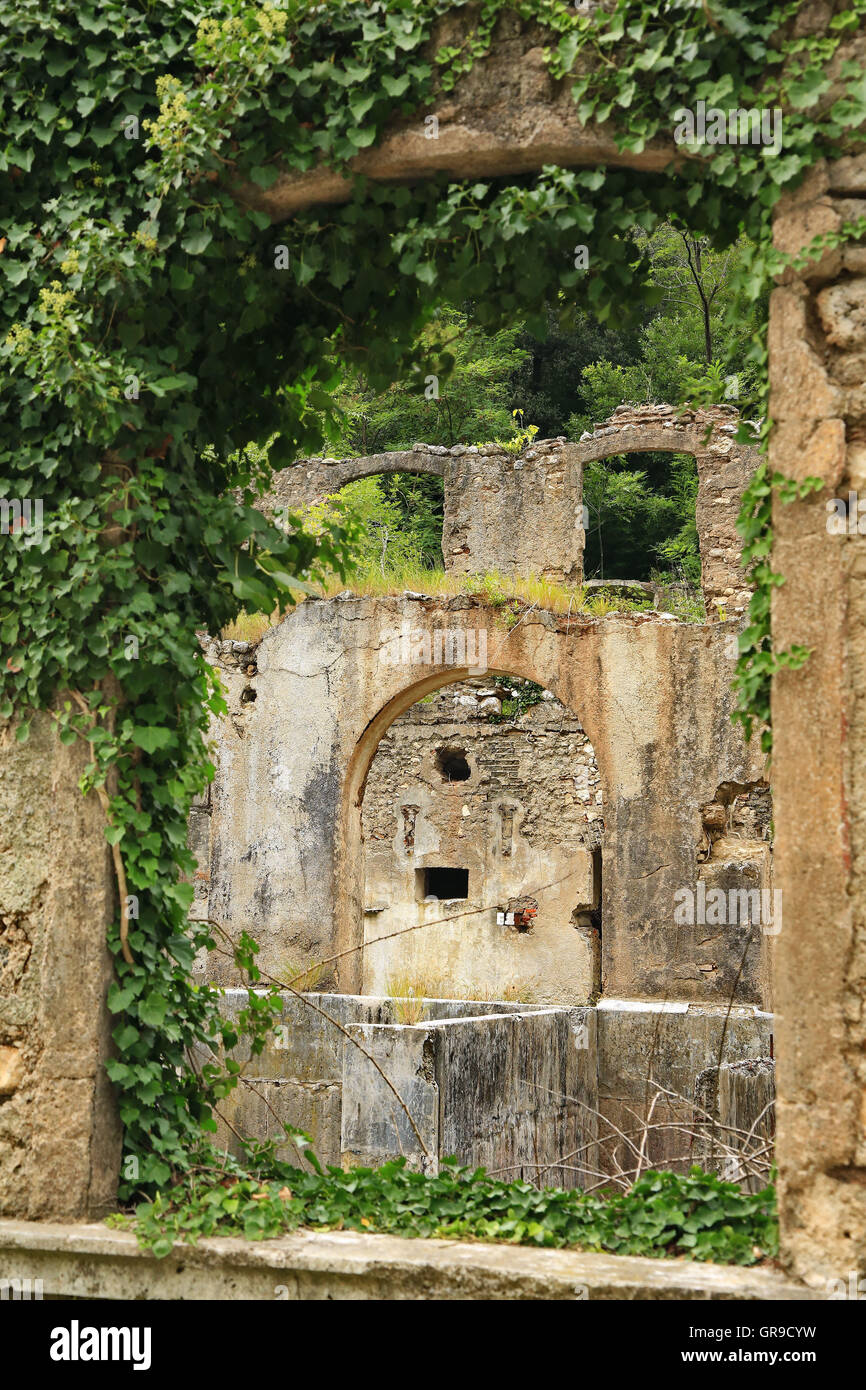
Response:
[216,991,772,1191]
[217,991,596,1185]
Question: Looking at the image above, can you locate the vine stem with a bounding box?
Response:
[60,688,134,964]
[207,920,433,1162]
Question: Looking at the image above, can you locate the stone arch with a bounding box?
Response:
[235,11,685,224]
[261,448,449,512]
[573,404,760,615]
[337,655,608,999]
[261,438,585,582]
[260,409,756,601]
[201,593,766,1005]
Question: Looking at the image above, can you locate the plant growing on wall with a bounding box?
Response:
[2,0,866,1227]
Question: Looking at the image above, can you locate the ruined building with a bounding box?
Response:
[3,9,864,1290]
[190,405,776,1185]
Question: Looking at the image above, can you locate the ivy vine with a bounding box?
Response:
[2,0,866,1219]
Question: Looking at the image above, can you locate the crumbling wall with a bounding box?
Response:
[0,709,121,1220]
[261,438,586,583]
[572,404,760,616]
[214,989,771,1191]
[361,680,601,1004]
[262,407,756,604]
[442,439,585,581]
[695,1057,776,1194]
[769,153,866,1285]
[199,594,770,1009]
[260,447,447,512]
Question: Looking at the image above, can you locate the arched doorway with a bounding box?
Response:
[355,674,603,1005]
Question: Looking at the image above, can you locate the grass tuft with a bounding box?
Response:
[219,569,704,641]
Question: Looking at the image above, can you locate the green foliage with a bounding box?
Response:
[329,306,529,453]
[489,677,546,720]
[577,450,700,585]
[728,213,866,751]
[731,460,824,754]
[3,0,866,1205]
[496,410,539,454]
[304,476,434,574]
[308,305,535,566]
[111,1159,778,1268]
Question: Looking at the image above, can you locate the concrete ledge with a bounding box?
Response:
[0,1221,820,1301]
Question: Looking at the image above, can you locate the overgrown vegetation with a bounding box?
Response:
[385,974,432,1023]
[108,1159,778,1268]
[218,569,670,645]
[2,0,865,1250]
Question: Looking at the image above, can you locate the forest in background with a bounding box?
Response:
[300,223,765,587]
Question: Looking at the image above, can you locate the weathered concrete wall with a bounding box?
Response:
[596,1001,772,1178]
[0,709,121,1220]
[215,990,594,1182]
[342,1005,597,1188]
[199,597,771,1006]
[215,991,769,1190]
[0,1218,818,1300]
[362,680,601,1004]
[695,1058,775,1194]
[770,154,866,1286]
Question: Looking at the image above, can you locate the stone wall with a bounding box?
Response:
[571,404,760,616]
[0,709,120,1221]
[361,679,601,1004]
[197,594,773,1009]
[695,1057,776,1194]
[0,1219,815,1301]
[261,406,757,607]
[261,437,586,583]
[214,989,770,1191]
[769,154,866,1285]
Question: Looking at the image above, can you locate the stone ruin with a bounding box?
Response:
[261,403,758,612]
[192,406,777,1188]
[2,8,865,1292]
[362,680,603,1005]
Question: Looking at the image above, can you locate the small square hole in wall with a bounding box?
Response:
[418,866,469,900]
[435,747,470,782]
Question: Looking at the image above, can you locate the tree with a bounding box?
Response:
[326,305,529,453]
[312,306,532,569]
[304,475,437,574]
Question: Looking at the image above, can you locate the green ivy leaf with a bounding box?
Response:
[130,726,175,753]
[181,228,213,256]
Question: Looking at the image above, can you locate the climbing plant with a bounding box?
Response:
[2,0,866,1213]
